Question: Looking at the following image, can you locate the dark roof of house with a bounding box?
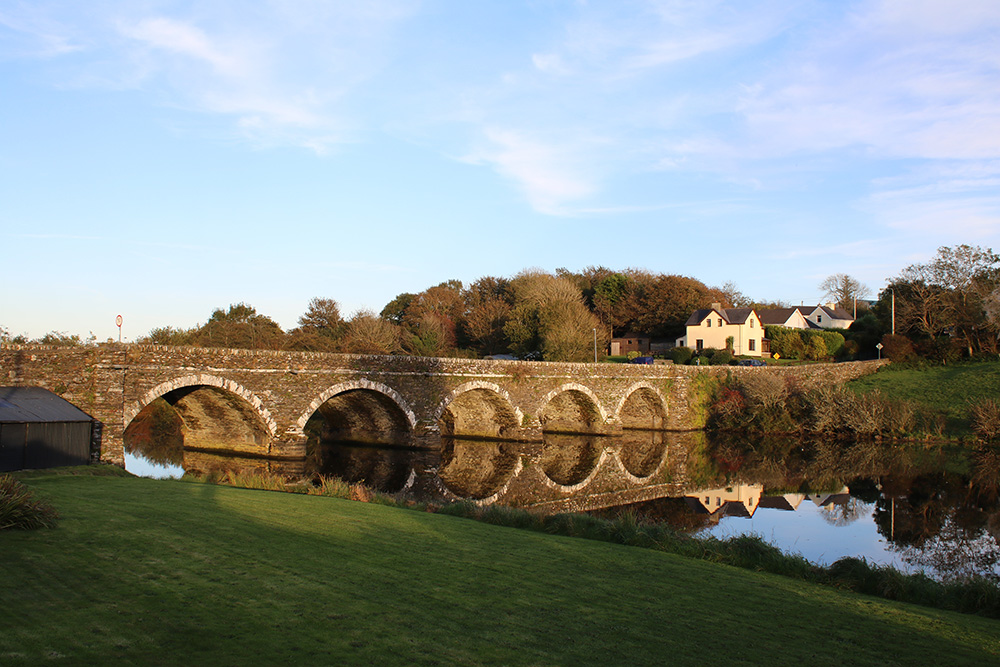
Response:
[757,496,796,511]
[611,332,651,340]
[757,308,801,325]
[684,307,755,326]
[0,387,93,423]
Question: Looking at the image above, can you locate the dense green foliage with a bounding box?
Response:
[3,469,999,665]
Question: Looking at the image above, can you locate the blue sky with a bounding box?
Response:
[3,0,1000,341]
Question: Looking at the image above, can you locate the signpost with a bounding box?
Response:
[876,342,883,359]
[116,315,123,343]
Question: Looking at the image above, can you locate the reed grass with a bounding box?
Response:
[0,474,59,530]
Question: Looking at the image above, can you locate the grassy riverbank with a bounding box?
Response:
[848,360,1000,436]
[3,468,998,665]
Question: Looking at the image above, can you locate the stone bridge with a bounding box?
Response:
[1,344,887,468]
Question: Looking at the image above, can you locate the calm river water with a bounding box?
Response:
[127,430,1000,583]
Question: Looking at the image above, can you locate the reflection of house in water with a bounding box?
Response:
[758,489,851,511]
[684,484,763,522]
[684,485,852,524]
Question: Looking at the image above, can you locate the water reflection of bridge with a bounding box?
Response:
[179,431,855,522]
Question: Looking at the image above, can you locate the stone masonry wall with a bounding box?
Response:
[1,343,888,467]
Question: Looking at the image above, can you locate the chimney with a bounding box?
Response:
[711,302,722,311]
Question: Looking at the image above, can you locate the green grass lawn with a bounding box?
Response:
[848,361,1000,434]
[2,468,998,665]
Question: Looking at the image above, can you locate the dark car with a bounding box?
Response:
[734,358,766,367]
[629,356,655,365]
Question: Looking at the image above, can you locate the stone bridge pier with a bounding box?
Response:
[0,344,888,468]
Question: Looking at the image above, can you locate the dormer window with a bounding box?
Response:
[718,318,723,327]
[817,315,823,323]
[706,319,712,327]
[750,319,754,328]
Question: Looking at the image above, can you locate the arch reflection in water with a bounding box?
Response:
[539,434,603,486]
[315,442,435,494]
[616,429,669,478]
[438,437,521,500]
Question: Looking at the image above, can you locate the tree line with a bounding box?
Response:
[4,245,998,363]
[130,268,757,362]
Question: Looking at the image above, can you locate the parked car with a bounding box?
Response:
[734,358,766,367]
[629,356,655,365]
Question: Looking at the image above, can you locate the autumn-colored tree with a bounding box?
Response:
[619,272,715,338]
[399,281,465,355]
[341,310,401,355]
[462,276,513,355]
[504,270,602,361]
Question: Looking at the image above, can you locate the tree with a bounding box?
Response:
[380,293,415,325]
[192,303,286,350]
[819,274,870,314]
[341,310,401,355]
[463,276,513,355]
[398,281,465,356]
[716,280,751,308]
[139,326,195,346]
[619,272,715,339]
[504,271,601,361]
[889,245,1000,356]
[297,298,343,337]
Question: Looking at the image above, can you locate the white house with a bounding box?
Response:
[804,303,854,329]
[675,304,765,357]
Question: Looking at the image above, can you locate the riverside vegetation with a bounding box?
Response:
[2,466,999,665]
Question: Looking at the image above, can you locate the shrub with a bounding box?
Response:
[882,334,916,362]
[970,398,1000,441]
[802,334,828,361]
[818,330,846,357]
[710,350,732,365]
[0,475,59,530]
[669,346,693,365]
[765,326,803,359]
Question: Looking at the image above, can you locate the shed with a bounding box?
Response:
[0,386,100,472]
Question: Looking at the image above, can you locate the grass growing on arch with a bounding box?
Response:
[4,468,999,665]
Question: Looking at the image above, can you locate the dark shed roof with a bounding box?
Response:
[0,387,93,423]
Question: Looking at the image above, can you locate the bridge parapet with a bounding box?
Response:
[1,343,888,466]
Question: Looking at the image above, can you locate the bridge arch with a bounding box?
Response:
[615,382,669,430]
[435,381,523,440]
[539,383,608,434]
[128,374,277,433]
[296,380,417,447]
[296,380,417,433]
[126,374,277,457]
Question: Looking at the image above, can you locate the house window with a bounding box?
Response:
[749,339,755,351]
[750,319,754,328]
[817,315,822,323]
[696,339,704,350]
[718,318,723,327]
[706,319,711,327]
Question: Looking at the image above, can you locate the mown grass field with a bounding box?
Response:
[2,468,998,665]
[848,361,1000,434]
